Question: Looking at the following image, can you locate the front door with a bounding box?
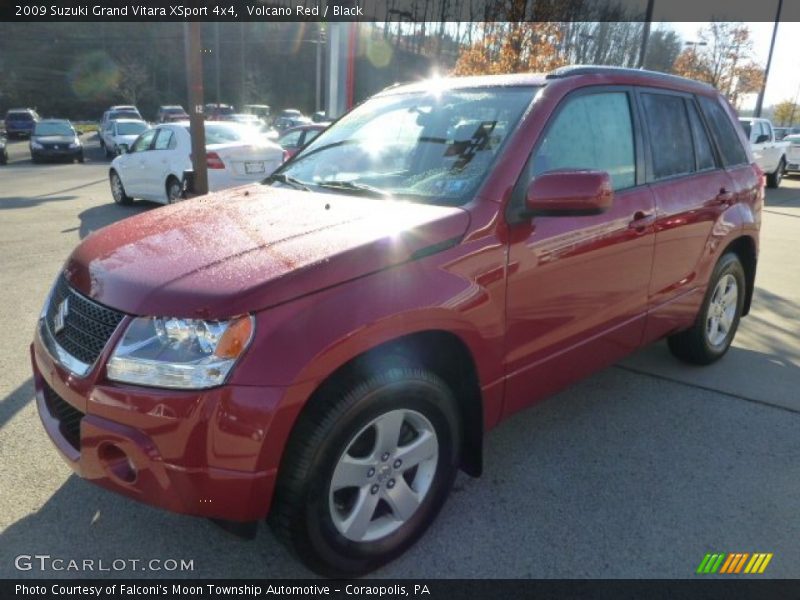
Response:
[503,88,656,416]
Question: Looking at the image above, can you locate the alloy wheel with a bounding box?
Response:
[328,409,439,543]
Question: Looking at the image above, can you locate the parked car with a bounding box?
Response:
[204,103,236,121]
[243,104,271,120]
[4,108,39,138]
[229,113,263,128]
[29,119,83,163]
[773,126,789,140]
[99,108,144,150]
[783,133,800,175]
[277,123,326,159]
[31,67,761,577]
[0,132,7,165]
[272,114,312,133]
[738,117,788,187]
[100,119,150,157]
[311,111,331,124]
[108,121,283,204]
[156,105,189,123]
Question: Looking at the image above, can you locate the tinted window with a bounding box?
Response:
[686,101,715,171]
[740,120,752,139]
[699,96,748,167]
[532,92,635,190]
[641,93,694,179]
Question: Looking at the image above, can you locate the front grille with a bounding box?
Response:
[42,382,84,451]
[44,275,125,366]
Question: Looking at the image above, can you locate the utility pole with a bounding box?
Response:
[316,24,323,113]
[755,0,783,118]
[185,22,208,195]
[214,22,221,104]
[638,0,655,69]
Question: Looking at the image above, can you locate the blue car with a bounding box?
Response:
[4,108,39,139]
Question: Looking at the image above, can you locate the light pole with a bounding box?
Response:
[755,0,783,118]
[638,0,655,69]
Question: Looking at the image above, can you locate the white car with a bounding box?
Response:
[101,119,150,157]
[109,121,284,205]
[784,134,800,175]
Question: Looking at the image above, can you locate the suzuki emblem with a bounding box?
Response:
[53,297,69,334]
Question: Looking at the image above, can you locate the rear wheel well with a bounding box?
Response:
[723,236,757,315]
[303,331,484,477]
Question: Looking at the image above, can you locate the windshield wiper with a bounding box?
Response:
[315,180,391,198]
[263,173,311,191]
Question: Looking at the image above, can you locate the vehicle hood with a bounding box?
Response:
[33,135,76,144]
[64,185,470,318]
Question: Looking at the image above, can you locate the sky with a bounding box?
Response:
[667,21,800,111]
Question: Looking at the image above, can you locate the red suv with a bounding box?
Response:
[32,67,761,576]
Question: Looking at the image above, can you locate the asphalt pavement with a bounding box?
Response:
[0,135,798,578]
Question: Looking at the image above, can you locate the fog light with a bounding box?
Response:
[98,443,137,484]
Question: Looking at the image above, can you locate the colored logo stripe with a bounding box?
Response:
[697,553,773,574]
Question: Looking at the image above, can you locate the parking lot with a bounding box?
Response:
[0,133,798,579]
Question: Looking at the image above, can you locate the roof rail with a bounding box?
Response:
[545,65,714,89]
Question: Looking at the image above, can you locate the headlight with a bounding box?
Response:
[107,315,254,389]
[69,139,80,148]
[31,141,43,149]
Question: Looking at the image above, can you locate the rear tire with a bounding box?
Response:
[667,252,745,365]
[110,170,133,205]
[166,176,183,204]
[269,367,461,577]
[766,158,785,188]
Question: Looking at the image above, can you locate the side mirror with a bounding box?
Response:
[525,170,613,216]
[117,143,129,154]
[755,134,769,144]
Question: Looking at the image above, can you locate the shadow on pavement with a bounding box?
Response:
[0,378,33,431]
[77,201,158,239]
[0,196,78,210]
[0,476,310,579]
[764,179,800,208]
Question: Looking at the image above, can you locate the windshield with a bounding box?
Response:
[271,86,536,204]
[116,122,148,135]
[111,110,140,120]
[34,122,74,136]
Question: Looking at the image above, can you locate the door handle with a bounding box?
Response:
[715,188,734,206]
[628,211,656,230]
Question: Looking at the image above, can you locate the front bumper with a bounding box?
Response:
[31,325,283,522]
[32,148,81,160]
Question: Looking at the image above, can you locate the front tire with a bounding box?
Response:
[270,368,461,577]
[668,252,745,365]
[767,158,785,188]
[110,170,133,205]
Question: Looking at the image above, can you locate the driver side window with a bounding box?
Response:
[131,129,157,153]
[531,91,636,191]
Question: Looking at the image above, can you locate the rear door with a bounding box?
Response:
[141,127,177,200]
[638,90,737,343]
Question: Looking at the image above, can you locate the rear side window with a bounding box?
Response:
[641,93,694,179]
[154,129,174,150]
[698,96,748,167]
[686,101,716,171]
[531,91,635,190]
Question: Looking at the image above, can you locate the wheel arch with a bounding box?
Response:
[721,234,757,316]
[277,330,486,480]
